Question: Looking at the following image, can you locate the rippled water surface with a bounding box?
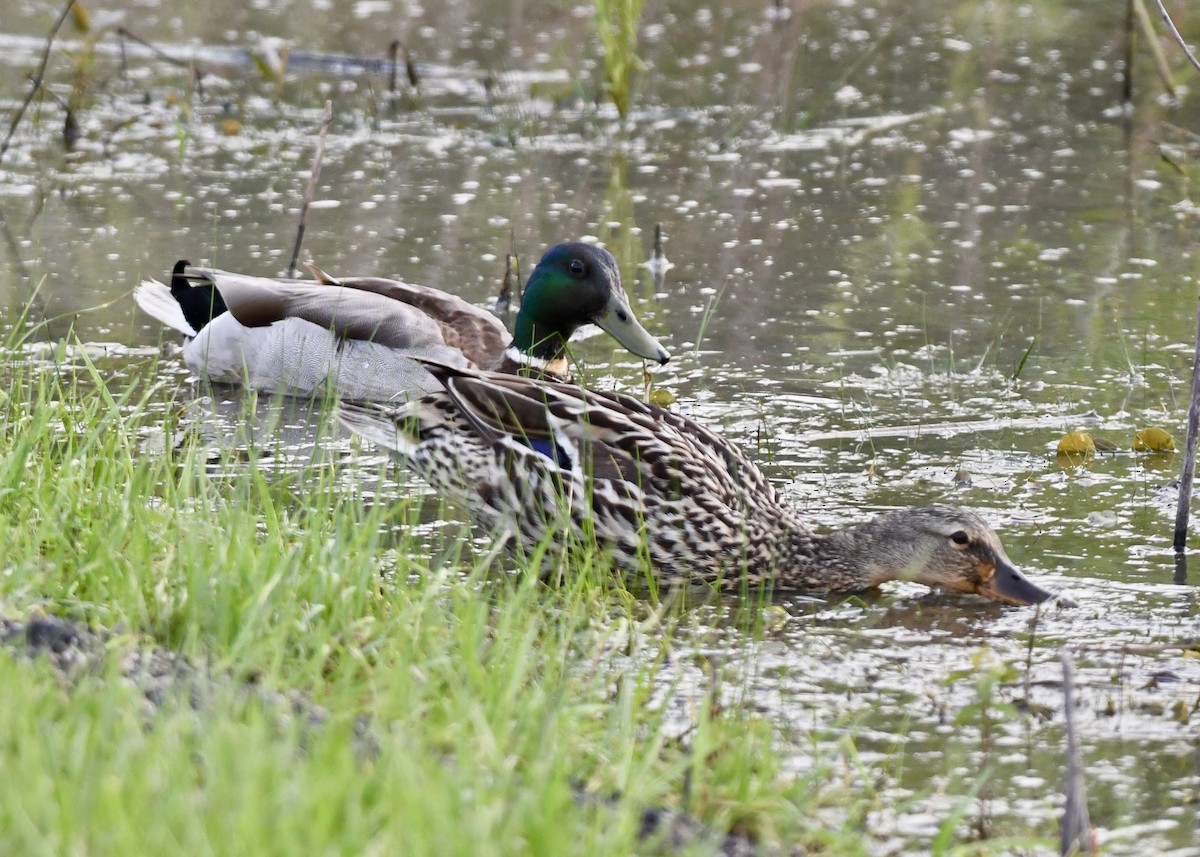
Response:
[3,0,1199,852]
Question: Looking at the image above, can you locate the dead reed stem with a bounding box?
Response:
[287,100,333,279]
[0,0,77,160]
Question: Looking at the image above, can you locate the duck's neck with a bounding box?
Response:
[497,345,572,382]
[506,312,573,381]
[776,518,897,592]
[513,291,579,357]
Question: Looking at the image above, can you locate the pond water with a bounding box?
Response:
[2,0,1199,852]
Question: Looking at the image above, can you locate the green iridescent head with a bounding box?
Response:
[512,242,669,365]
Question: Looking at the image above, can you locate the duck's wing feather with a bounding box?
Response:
[306,266,509,366]
[188,268,507,364]
[587,386,777,503]
[416,360,778,504]
[325,275,509,367]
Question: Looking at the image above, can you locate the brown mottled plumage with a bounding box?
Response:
[339,361,1057,605]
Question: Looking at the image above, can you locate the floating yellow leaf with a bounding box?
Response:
[219,118,243,136]
[1057,431,1096,456]
[762,605,789,631]
[648,388,676,407]
[1132,427,1176,452]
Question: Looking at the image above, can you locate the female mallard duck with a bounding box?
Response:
[338,361,1057,605]
[135,242,670,401]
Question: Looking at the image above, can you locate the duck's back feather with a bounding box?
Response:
[319,276,510,367]
[425,364,779,506]
[188,268,510,368]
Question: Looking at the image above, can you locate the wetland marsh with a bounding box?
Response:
[1,0,1198,853]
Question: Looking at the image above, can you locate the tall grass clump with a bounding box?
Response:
[593,0,645,123]
[0,325,868,855]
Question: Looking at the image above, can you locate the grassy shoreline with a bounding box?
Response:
[0,341,852,856]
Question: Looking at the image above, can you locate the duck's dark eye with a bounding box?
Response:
[950,530,970,546]
[568,259,586,277]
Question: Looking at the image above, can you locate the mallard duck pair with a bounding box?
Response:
[339,360,1058,606]
[139,240,1054,604]
[136,242,670,401]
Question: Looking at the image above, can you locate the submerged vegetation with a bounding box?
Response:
[592,0,645,122]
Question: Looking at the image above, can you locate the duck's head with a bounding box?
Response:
[857,505,1057,606]
[513,242,670,365]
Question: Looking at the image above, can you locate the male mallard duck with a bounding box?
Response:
[135,242,670,401]
[338,361,1057,605]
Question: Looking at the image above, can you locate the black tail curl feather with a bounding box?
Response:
[169,259,229,333]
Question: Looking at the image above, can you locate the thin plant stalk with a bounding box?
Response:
[1059,653,1095,856]
[1153,0,1200,75]
[0,0,77,159]
[1173,287,1200,551]
[388,40,400,94]
[1151,0,1200,558]
[1123,0,1135,104]
[287,100,333,279]
[1134,0,1178,97]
